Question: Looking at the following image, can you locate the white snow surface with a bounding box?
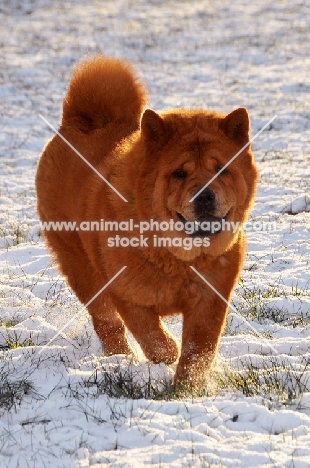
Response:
[1,1,310,467]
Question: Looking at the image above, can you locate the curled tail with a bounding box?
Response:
[62,55,147,132]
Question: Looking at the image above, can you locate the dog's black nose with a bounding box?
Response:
[196,188,215,207]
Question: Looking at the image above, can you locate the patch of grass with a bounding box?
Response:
[68,356,310,404]
[86,364,175,400]
[0,318,19,328]
[235,280,310,328]
[237,281,281,302]
[290,284,310,298]
[12,226,27,246]
[245,304,309,328]
[82,363,213,401]
[0,223,30,248]
[1,319,34,350]
[216,357,310,405]
[0,369,34,410]
[5,331,34,349]
[238,278,310,301]
[0,330,35,349]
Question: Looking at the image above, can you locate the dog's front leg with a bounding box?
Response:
[111,297,180,365]
[174,293,230,388]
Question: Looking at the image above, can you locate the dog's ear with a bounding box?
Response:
[220,108,250,145]
[141,109,168,149]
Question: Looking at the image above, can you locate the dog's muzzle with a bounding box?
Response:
[178,188,224,237]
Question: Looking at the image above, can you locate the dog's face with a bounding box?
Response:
[136,108,258,258]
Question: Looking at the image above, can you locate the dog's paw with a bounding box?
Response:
[103,336,134,357]
[143,333,179,365]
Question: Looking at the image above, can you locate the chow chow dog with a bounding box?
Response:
[36,56,258,387]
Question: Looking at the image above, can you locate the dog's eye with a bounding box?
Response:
[173,169,187,179]
[216,166,228,175]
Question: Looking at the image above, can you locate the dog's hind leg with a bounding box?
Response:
[42,230,133,356]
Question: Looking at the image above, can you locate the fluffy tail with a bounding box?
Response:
[62,55,147,132]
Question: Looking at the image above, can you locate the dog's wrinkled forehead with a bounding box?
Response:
[177,116,220,151]
[195,114,219,132]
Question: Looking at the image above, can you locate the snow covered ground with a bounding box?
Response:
[1,1,310,466]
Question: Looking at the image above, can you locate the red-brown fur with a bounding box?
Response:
[36,55,258,387]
